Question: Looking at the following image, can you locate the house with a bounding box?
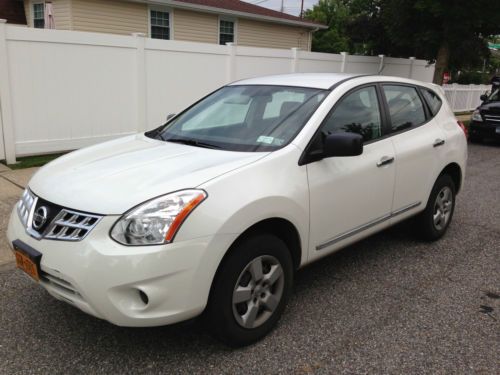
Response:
[19,0,325,50]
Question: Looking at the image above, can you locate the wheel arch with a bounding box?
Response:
[225,217,302,271]
[439,162,462,193]
[204,217,303,318]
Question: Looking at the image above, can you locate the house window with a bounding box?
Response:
[219,20,234,45]
[33,2,45,29]
[150,10,170,40]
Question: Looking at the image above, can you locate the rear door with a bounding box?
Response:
[381,84,447,220]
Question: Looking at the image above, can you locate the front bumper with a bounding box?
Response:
[7,207,236,327]
[469,121,500,139]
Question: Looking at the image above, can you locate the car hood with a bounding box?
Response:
[29,134,268,214]
[479,101,500,113]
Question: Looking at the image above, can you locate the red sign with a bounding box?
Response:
[443,72,451,84]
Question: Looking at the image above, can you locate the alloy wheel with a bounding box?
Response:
[433,186,453,231]
[232,255,284,329]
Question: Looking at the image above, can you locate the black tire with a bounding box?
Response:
[415,174,456,241]
[205,233,293,347]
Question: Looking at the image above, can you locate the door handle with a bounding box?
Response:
[376,156,394,167]
[433,139,445,147]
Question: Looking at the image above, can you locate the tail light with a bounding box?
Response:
[457,121,468,138]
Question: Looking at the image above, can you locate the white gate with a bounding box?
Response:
[0,101,6,162]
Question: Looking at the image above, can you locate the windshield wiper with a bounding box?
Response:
[164,138,221,149]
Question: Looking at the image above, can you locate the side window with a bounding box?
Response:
[322,86,382,142]
[33,3,45,29]
[421,88,442,116]
[219,20,235,45]
[150,10,170,40]
[383,85,426,132]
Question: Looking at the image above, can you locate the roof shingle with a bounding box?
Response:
[173,0,324,28]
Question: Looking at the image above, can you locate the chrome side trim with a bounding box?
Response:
[316,201,421,251]
[391,201,421,216]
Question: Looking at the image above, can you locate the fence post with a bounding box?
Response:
[340,52,348,73]
[378,54,385,74]
[466,84,475,111]
[408,56,415,78]
[290,47,299,73]
[132,33,147,132]
[226,42,236,83]
[0,20,16,164]
[450,83,458,111]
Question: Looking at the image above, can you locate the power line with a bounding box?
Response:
[248,0,273,4]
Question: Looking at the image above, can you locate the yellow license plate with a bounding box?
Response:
[15,250,40,282]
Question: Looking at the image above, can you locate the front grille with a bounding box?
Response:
[44,209,101,241]
[17,189,36,227]
[17,189,103,242]
[484,114,500,123]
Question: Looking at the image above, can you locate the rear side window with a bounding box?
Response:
[382,85,426,132]
[421,88,442,116]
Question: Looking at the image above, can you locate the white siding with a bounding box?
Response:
[24,0,72,30]
[173,9,218,44]
[238,19,310,50]
[53,0,72,30]
[72,0,148,35]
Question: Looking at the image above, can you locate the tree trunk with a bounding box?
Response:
[432,42,450,85]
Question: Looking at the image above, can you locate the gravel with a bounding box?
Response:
[0,142,498,374]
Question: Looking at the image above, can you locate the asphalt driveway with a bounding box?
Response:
[0,143,498,374]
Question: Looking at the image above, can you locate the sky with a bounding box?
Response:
[243,0,320,17]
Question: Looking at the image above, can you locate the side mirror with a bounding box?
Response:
[166,113,176,122]
[480,94,488,102]
[323,133,363,157]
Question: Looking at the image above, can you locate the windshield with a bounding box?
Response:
[487,89,500,102]
[150,85,328,152]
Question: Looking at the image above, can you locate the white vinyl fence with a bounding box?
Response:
[442,84,490,113]
[0,21,435,163]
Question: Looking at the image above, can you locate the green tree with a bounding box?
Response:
[380,0,500,83]
[305,0,351,53]
[306,0,500,84]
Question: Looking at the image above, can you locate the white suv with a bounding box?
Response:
[8,73,467,346]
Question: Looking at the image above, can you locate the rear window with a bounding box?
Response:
[421,88,442,116]
[382,85,426,132]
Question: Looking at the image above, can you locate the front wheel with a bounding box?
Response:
[415,174,456,241]
[205,233,293,347]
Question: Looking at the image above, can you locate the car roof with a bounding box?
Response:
[228,73,441,95]
[229,73,361,90]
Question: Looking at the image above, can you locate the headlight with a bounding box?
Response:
[471,110,482,122]
[110,189,207,245]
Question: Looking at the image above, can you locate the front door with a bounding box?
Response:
[306,85,396,262]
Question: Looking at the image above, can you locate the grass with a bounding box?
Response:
[1,152,66,170]
[454,111,473,116]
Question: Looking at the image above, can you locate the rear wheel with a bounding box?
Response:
[415,174,456,241]
[205,233,293,347]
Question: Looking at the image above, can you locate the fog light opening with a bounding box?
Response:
[138,289,149,305]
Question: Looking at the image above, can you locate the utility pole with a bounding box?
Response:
[300,0,304,18]
[280,0,284,12]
